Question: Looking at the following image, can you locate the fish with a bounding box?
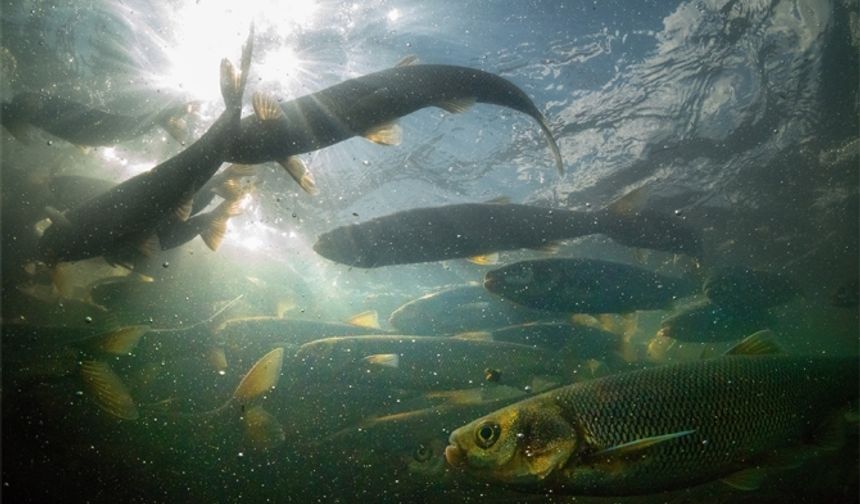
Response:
[445,332,858,495]
[388,284,555,335]
[656,299,775,342]
[314,203,602,268]
[215,314,394,352]
[228,63,564,189]
[596,187,705,260]
[483,258,698,313]
[292,335,557,391]
[703,266,801,310]
[477,321,625,360]
[1,91,195,145]
[34,29,254,266]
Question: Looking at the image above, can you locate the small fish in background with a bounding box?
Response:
[703,265,801,311]
[228,61,564,195]
[445,331,858,495]
[34,28,254,267]
[656,299,775,343]
[483,258,698,314]
[292,335,556,392]
[1,91,197,146]
[388,284,553,335]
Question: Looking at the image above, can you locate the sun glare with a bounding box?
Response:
[159,0,320,102]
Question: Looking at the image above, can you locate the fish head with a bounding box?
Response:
[313,226,374,267]
[445,399,576,485]
[483,261,540,298]
[405,439,449,479]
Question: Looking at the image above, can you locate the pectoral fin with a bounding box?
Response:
[201,199,242,251]
[394,55,419,67]
[243,405,286,451]
[252,92,285,122]
[346,310,380,329]
[467,252,499,266]
[436,97,476,114]
[137,234,160,257]
[232,347,285,404]
[277,157,318,195]
[174,194,194,221]
[44,206,72,228]
[91,325,149,355]
[720,467,766,491]
[362,121,402,146]
[593,430,696,460]
[362,353,400,368]
[724,330,781,356]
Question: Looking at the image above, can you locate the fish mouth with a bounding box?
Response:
[444,441,466,468]
[483,274,499,291]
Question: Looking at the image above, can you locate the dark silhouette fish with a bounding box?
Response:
[703,266,801,310]
[1,92,194,145]
[228,63,564,192]
[483,258,698,313]
[657,300,774,343]
[313,203,599,268]
[35,30,254,265]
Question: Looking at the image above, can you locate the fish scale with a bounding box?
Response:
[549,355,857,494]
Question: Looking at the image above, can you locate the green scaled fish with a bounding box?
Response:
[445,331,858,495]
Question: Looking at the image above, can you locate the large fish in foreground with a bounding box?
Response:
[483,258,698,313]
[445,333,858,495]
[34,31,254,265]
[227,62,564,192]
[313,203,600,268]
[1,91,193,145]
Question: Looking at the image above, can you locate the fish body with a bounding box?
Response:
[446,354,858,495]
[35,35,253,264]
[1,92,191,145]
[293,335,555,391]
[227,64,562,173]
[703,266,801,310]
[489,321,622,359]
[314,203,599,268]
[484,258,698,313]
[389,285,554,335]
[658,300,774,342]
[216,316,392,352]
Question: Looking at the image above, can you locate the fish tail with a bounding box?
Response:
[537,115,564,176]
[220,24,255,111]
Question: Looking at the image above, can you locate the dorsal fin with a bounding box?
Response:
[724,330,782,356]
[592,430,696,460]
[483,196,511,205]
[467,252,499,266]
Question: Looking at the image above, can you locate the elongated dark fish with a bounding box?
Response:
[484,258,698,313]
[445,334,858,495]
[35,30,254,265]
[313,203,600,268]
[227,63,564,185]
[703,265,800,310]
[657,299,774,342]
[388,284,554,335]
[293,335,556,391]
[1,91,193,145]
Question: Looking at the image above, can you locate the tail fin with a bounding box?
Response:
[537,116,564,176]
[220,24,255,111]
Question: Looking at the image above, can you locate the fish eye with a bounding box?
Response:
[413,443,432,462]
[474,421,501,449]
